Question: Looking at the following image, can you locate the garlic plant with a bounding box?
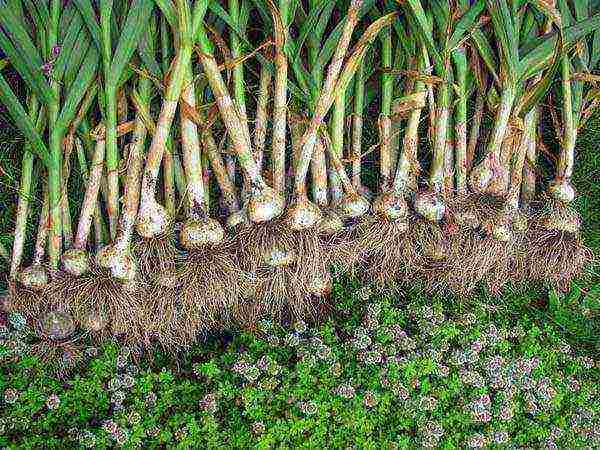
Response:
[0,0,598,351]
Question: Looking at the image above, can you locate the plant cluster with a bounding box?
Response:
[0,284,599,448]
[0,0,599,351]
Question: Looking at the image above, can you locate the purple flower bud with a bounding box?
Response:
[42,62,53,75]
[52,45,61,57]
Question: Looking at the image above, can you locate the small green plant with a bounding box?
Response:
[0,282,598,449]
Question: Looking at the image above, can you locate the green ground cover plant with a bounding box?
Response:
[0,281,598,448]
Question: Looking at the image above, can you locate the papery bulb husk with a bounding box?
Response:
[61,249,90,277]
[226,209,251,230]
[233,219,328,324]
[136,200,170,239]
[491,222,512,242]
[180,218,225,249]
[317,210,344,235]
[453,210,480,229]
[414,191,445,223]
[108,251,138,282]
[235,220,322,273]
[468,162,494,194]
[548,179,576,204]
[485,169,510,197]
[117,255,138,284]
[20,265,49,290]
[443,226,520,297]
[248,186,285,223]
[284,196,323,231]
[424,240,447,261]
[372,191,408,222]
[133,233,179,285]
[264,248,297,268]
[481,211,513,242]
[96,245,138,282]
[442,195,527,296]
[448,194,506,231]
[319,217,362,277]
[39,310,76,341]
[525,206,592,293]
[95,245,114,269]
[337,192,370,220]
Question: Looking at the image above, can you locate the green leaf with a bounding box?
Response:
[471,28,500,86]
[486,0,518,80]
[519,13,600,80]
[312,0,336,45]
[591,29,600,69]
[448,0,485,50]
[192,1,209,38]
[316,0,378,70]
[21,0,48,55]
[430,0,450,36]
[518,8,540,48]
[516,33,562,116]
[0,3,57,107]
[108,0,154,87]
[400,0,444,73]
[152,0,177,29]
[290,0,327,65]
[57,46,99,132]
[0,28,53,107]
[557,0,575,27]
[159,15,172,74]
[207,1,257,53]
[138,17,163,79]
[71,0,103,52]
[239,0,250,34]
[335,12,398,94]
[53,8,85,82]
[573,0,590,22]
[529,0,563,29]
[62,32,92,94]
[23,0,49,31]
[247,0,271,27]
[0,72,50,166]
